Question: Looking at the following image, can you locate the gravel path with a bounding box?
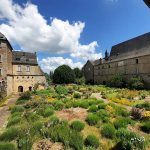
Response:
[0,94,19,131]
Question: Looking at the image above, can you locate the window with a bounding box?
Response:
[136,59,139,64]
[0,69,1,76]
[0,56,1,62]
[16,58,20,61]
[27,66,30,72]
[18,65,21,72]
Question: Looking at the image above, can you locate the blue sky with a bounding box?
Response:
[0,0,150,72]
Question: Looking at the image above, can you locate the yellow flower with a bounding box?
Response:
[106,105,114,113]
[143,111,150,118]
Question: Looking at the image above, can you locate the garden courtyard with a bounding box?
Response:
[0,85,150,150]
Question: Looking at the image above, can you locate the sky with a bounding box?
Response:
[0,0,150,73]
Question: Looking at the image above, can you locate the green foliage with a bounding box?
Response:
[48,122,83,150]
[44,72,52,85]
[101,123,116,139]
[79,101,89,109]
[73,68,83,78]
[73,92,81,99]
[84,135,100,148]
[33,121,43,132]
[19,91,31,100]
[86,114,99,125]
[55,86,68,95]
[114,117,132,129]
[0,142,17,150]
[70,120,85,132]
[141,121,150,133]
[114,107,129,117]
[7,116,21,127]
[0,127,19,141]
[128,76,144,90]
[43,108,54,117]
[135,102,150,111]
[96,110,110,123]
[53,100,64,110]
[53,65,75,84]
[107,74,125,88]
[88,105,98,112]
[98,103,106,109]
[11,105,24,114]
[116,128,130,140]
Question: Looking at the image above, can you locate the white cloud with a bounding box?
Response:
[0,0,101,62]
[39,57,83,73]
[0,0,102,72]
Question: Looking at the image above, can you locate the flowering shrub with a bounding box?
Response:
[106,105,114,114]
[143,111,150,119]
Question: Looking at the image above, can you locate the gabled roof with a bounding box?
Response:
[12,51,38,65]
[110,32,150,58]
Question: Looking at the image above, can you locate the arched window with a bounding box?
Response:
[29,86,32,91]
[18,86,23,92]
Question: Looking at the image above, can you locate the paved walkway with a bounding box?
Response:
[0,94,19,131]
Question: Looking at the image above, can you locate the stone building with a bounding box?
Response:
[0,32,46,95]
[83,32,150,88]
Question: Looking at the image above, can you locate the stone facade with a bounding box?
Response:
[0,33,46,95]
[83,32,150,88]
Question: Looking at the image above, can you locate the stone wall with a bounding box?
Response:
[94,54,150,88]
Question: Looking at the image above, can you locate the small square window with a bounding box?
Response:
[18,65,21,72]
[27,66,30,72]
[0,68,2,76]
[136,59,139,64]
[0,55,2,62]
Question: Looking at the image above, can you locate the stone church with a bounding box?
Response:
[83,32,150,88]
[0,32,46,95]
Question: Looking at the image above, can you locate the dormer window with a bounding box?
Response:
[16,58,20,61]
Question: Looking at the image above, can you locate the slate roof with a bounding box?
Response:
[110,32,150,58]
[12,51,38,65]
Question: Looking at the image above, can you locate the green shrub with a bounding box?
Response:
[53,101,64,110]
[116,128,130,140]
[128,76,144,90]
[79,101,89,109]
[114,117,131,129]
[11,105,24,113]
[115,107,129,117]
[107,74,125,88]
[43,108,54,117]
[55,86,68,95]
[0,142,17,150]
[33,121,43,132]
[25,112,41,122]
[88,105,98,112]
[0,127,19,141]
[69,130,84,150]
[74,92,81,99]
[141,121,150,133]
[53,65,75,84]
[49,116,60,126]
[135,102,150,111]
[84,135,100,148]
[96,110,110,123]
[19,91,31,100]
[7,116,21,127]
[101,123,116,139]
[70,120,85,132]
[98,103,106,109]
[48,122,83,150]
[86,114,99,125]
